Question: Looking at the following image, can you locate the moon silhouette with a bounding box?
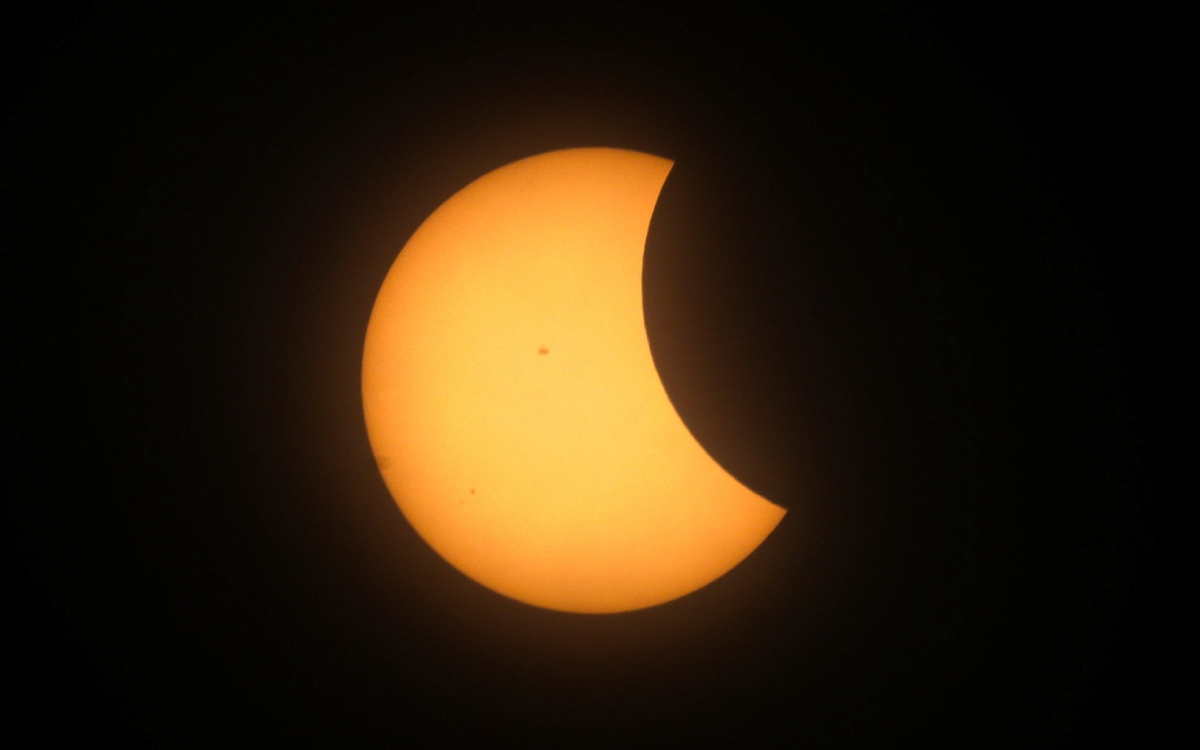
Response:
[362,148,785,613]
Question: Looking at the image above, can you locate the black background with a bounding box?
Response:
[11,3,1173,747]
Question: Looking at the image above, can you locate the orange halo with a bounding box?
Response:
[362,148,785,613]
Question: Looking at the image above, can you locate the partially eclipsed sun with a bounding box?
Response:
[362,148,785,613]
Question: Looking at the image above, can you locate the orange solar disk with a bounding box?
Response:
[363,148,785,613]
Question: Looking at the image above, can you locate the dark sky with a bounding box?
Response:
[12,3,1170,747]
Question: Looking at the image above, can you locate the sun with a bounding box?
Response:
[362,148,784,613]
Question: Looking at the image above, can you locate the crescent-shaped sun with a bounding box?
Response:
[363,147,785,613]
